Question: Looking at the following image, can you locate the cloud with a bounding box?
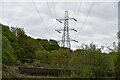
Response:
[0,1,118,50]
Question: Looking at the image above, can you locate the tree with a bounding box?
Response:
[49,39,60,50]
[115,31,120,78]
[11,27,25,37]
[2,35,16,64]
[17,36,38,63]
[2,25,18,49]
[69,43,112,78]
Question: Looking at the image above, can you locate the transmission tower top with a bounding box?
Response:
[55,11,78,49]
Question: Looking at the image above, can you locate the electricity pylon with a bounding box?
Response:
[55,11,78,49]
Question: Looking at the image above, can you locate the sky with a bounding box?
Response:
[0,0,119,50]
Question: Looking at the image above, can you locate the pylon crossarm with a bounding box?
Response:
[55,29,64,33]
[71,39,78,43]
[68,18,77,21]
[55,30,61,33]
[56,19,63,23]
[69,28,77,32]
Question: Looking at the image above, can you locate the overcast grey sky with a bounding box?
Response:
[0,0,119,50]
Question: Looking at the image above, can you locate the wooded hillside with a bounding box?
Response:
[1,23,120,78]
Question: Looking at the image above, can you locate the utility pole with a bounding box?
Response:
[56,11,78,49]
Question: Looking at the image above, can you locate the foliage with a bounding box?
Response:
[2,23,61,64]
[2,35,16,65]
[49,39,60,50]
[69,43,116,78]
[2,64,25,78]
[2,24,18,48]
[49,49,71,68]
[1,23,120,78]
[11,27,25,37]
[0,27,2,62]
[115,31,120,78]
[34,48,71,68]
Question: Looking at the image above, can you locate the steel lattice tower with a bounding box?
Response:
[56,11,78,49]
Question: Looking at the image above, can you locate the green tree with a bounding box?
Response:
[11,27,25,37]
[69,43,112,78]
[2,24,18,49]
[2,35,16,64]
[49,39,60,50]
[115,31,120,78]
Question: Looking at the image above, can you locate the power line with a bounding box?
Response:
[46,0,62,41]
[32,0,52,38]
[71,0,83,31]
[1,0,4,20]
[46,0,57,18]
[73,2,78,16]
[32,0,95,47]
[52,1,57,18]
[78,0,95,32]
[46,0,58,28]
[75,0,95,47]
[75,0,83,18]
[46,0,53,19]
